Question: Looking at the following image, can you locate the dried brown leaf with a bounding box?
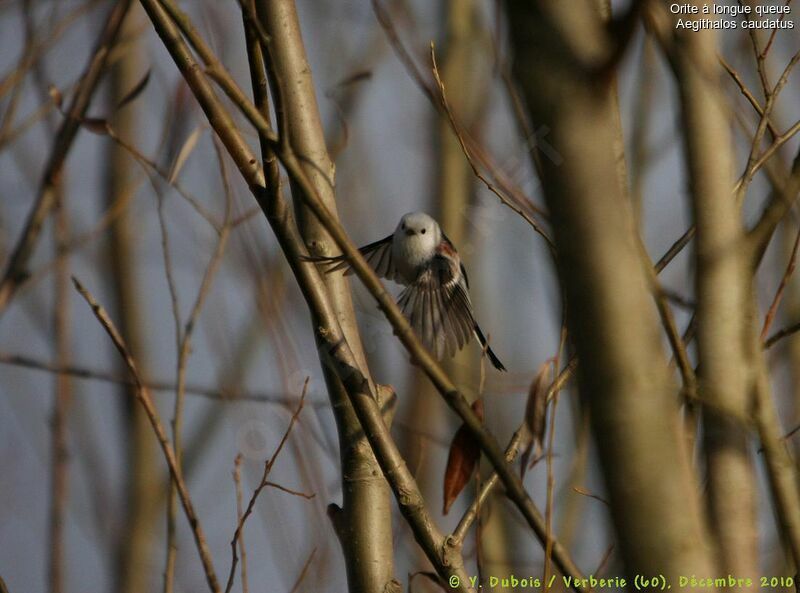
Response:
[326,69,373,95]
[168,126,203,184]
[572,486,610,507]
[442,399,483,515]
[526,359,553,452]
[48,85,63,110]
[520,359,553,480]
[116,68,151,110]
[81,117,109,135]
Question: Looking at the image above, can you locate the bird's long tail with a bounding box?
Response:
[473,323,506,372]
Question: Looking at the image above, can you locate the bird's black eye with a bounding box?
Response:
[421,228,426,234]
[401,223,406,230]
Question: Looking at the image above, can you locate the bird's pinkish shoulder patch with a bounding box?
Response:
[436,239,458,258]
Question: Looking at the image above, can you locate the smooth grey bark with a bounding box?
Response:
[505,0,716,582]
[432,0,517,579]
[670,8,757,579]
[106,8,161,593]
[255,3,397,592]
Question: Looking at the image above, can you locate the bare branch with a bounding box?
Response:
[719,56,780,139]
[71,277,221,593]
[372,0,550,229]
[224,379,309,593]
[735,50,800,202]
[135,1,583,589]
[0,0,134,316]
[0,352,320,407]
[232,455,249,593]
[288,548,317,593]
[672,9,757,575]
[762,226,800,341]
[507,0,716,582]
[429,43,555,253]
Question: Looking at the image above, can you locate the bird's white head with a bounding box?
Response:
[394,211,441,256]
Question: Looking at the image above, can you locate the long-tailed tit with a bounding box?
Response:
[311,211,506,371]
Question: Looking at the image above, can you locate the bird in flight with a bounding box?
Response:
[310,211,506,371]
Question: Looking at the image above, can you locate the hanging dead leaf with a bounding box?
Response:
[326,69,373,96]
[168,126,203,183]
[520,358,553,480]
[116,68,151,110]
[48,85,63,110]
[526,359,553,452]
[572,486,610,507]
[81,117,109,135]
[442,399,484,515]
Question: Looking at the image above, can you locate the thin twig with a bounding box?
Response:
[0,81,73,149]
[544,322,569,591]
[165,137,233,593]
[224,379,310,593]
[288,548,317,593]
[0,0,134,317]
[71,277,221,593]
[106,125,220,230]
[745,119,800,184]
[48,163,71,593]
[719,56,779,140]
[0,352,323,407]
[450,357,577,547]
[157,0,278,146]
[450,423,526,547]
[371,0,550,228]
[644,245,697,400]
[743,13,771,97]
[429,43,555,254]
[232,455,249,593]
[760,0,792,58]
[735,50,800,202]
[762,225,800,340]
[159,163,182,593]
[765,320,800,349]
[261,481,315,499]
[747,153,800,264]
[0,0,102,100]
[593,544,616,581]
[752,337,800,570]
[572,487,611,508]
[135,1,569,589]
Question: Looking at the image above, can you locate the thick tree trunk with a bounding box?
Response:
[255,3,397,592]
[670,6,757,580]
[106,8,161,593]
[505,1,716,582]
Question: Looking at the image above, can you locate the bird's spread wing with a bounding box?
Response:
[397,254,474,360]
[305,235,397,281]
[397,252,506,370]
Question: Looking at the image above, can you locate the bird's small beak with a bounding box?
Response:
[405,228,415,236]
